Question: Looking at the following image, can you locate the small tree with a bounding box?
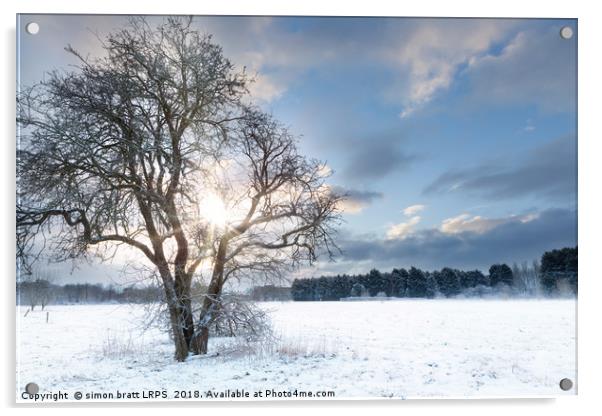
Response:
[19,272,55,311]
[350,282,366,297]
[521,260,539,296]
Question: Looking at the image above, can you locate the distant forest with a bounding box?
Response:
[291,247,577,301]
[16,281,164,310]
[17,247,577,308]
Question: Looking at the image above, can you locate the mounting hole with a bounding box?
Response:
[25,382,39,395]
[559,378,573,391]
[560,26,573,40]
[25,22,40,35]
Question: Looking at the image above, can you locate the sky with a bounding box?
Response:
[17,15,577,284]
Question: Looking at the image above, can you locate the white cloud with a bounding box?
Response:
[331,186,383,215]
[465,27,576,113]
[339,200,368,214]
[317,164,333,178]
[247,73,287,103]
[386,215,421,240]
[403,204,426,216]
[520,213,540,223]
[386,20,515,118]
[197,17,517,112]
[440,212,539,235]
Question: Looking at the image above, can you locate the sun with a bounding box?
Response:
[199,192,229,228]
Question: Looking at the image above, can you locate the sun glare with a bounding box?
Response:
[199,192,229,228]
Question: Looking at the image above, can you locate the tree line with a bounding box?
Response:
[17,281,163,310]
[291,247,577,301]
[18,247,577,309]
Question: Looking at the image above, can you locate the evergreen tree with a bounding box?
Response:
[332,275,351,299]
[431,270,441,294]
[291,279,302,301]
[425,272,437,298]
[382,272,393,296]
[436,268,461,297]
[391,268,409,297]
[489,264,513,287]
[458,270,474,289]
[540,247,578,294]
[470,270,488,287]
[564,247,578,292]
[309,278,319,301]
[366,269,386,296]
[407,267,428,297]
[291,278,313,301]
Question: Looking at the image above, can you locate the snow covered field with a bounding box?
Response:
[16,299,576,401]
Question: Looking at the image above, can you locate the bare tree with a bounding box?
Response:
[18,17,246,361]
[38,273,55,311]
[17,17,341,361]
[525,260,541,296]
[18,271,55,311]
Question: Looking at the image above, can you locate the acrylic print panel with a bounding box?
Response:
[16,14,577,402]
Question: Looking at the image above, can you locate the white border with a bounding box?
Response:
[3,1,601,414]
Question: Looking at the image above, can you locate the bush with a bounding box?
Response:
[209,295,272,343]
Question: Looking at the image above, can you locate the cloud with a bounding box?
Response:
[424,135,577,201]
[190,16,378,103]
[386,216,421,240]
[389,209,537,241]
[403,204,426,216]
[333,186,384,214]
[197,17,520,113]
[246,73,288,102]
[199,18,573,115]
[382,19,517,117]
[339,208,576,271]
[317,164,333,178]
[24,16,569,116]
[464,25,576,112]
[342,134,416,182]
[440,212,537,235]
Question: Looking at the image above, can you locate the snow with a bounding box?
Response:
[16,299,576,401]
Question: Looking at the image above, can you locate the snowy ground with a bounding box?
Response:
[16,299,576,401]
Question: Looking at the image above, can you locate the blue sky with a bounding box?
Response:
[17,15,577,282]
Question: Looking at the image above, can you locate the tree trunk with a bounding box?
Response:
[167,301,189,362]
[190,240,227,355]
[174,277,194,349]
[190,278,222,355]
[192,326,210,355]
[158,265,189,362]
